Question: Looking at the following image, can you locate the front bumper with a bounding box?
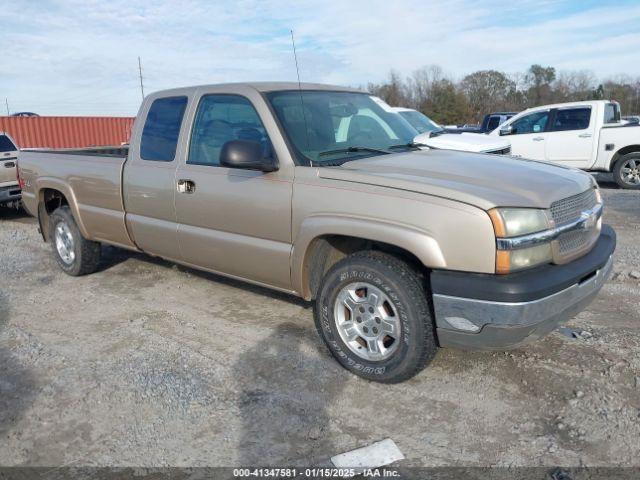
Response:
[431,225,616,350]
[0,184,21,204]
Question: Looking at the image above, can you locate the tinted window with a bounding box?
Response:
[140,96,188,161]
[188,95,270,166]
[604,103,620,124]
[511,111,550,135]
[0,135,17,152]
[486,116,501,131]
[552,108,591,131]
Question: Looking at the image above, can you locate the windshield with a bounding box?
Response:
[398,110,443,134]
[266,91,417,165]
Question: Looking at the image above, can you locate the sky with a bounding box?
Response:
[1,0,639,116]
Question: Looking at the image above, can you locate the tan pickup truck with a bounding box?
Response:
[17,83,616,383]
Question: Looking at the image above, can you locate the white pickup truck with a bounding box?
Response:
[491,100,640,189]
[391,107,511,155]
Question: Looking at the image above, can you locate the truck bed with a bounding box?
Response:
[18,147,136,249]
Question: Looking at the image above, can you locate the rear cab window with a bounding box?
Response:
[604,103,621,124]
[551,107,591,131]
[140,96,188,161]
[486,116,501,131]
[0,135,17,152]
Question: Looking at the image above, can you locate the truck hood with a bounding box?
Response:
[318,150,595,210]
[414,131,509,153]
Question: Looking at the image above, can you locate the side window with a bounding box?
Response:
[486,116,501,131]
[140,96,188,162]
[604,103,620,124]
[0,135,17,152]
[511,111,550,135]
[551,108,591,132]
[188,95,270,166]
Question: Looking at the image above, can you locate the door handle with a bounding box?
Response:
[578,133,592,138]
[532,137,545,141]
[177,179,196,194]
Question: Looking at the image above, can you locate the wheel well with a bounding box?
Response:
[304,234,424,300]
[38,188,69,241]
[611,145,640,169]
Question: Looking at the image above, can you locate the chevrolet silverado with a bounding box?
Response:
[17,83,616,383]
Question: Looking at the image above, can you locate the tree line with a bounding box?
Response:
[367,65,640,126]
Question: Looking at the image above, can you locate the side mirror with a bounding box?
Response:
[220,140,277,172]
[499,125,514,136]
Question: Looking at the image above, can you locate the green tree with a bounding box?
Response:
[525,64,556,105]
[419,79,472,125]
[460,70,516,121]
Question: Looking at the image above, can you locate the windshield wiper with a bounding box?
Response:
[388,141,427,150]
[429,130,446,137]
[318,146,390,158]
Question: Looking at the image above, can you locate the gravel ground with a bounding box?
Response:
[0,181,638,468]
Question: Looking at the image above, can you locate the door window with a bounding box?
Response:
[140,96,188,162]
[510,111,549,135]
[0,135,17,152]
[551,108,591,131]
[188,95,270,166]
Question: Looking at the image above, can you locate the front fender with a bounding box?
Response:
[291,214,446,300]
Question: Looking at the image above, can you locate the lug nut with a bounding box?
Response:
[356,316,362,323]
[375,317,381,324]
[363,327,369,333]
[368,307,374,313]
[373,327,378,334]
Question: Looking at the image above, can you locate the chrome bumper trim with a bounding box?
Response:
[496,203,603,251]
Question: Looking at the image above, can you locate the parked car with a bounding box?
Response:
[18,83,615,383]
[491,101,640,189]
[392,107,511,154]
[9,112,39,117]
[445,112,518,134]
[0,132,21,208]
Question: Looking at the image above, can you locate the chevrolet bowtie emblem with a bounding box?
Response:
[580,210,597,229]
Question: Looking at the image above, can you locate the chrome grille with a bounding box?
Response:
[558,230,591,255]
[551,188,599,261]
[550,188,597,225]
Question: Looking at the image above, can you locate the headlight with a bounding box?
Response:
[488,208,550,236]
[489,208,553,274]
[495,243,553,274]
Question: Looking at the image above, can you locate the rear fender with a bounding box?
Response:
[35,178,91,240]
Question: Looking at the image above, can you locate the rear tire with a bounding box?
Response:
[49,206,101,276]
[313,251,438,383]
[613,153,640,189]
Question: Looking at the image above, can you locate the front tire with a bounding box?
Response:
[313,251,438,383]
[49,206,101,276]
[613,153,640,189]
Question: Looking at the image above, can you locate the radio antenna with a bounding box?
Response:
[290,29,312,166]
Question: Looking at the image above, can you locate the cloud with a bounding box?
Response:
[1,0,638,115]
